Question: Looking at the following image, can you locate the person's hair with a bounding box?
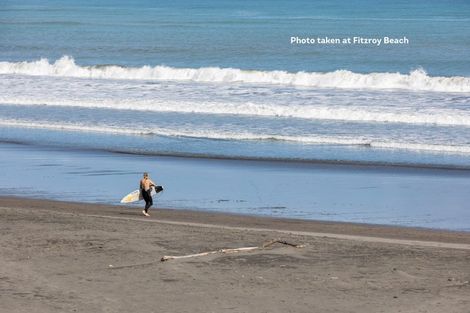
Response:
[143,172,148,177]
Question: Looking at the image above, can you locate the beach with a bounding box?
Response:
[2,1,470,312]
[1,196,469,313]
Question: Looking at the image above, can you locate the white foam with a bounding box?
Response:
[2,96,470,127]
[1,56,470,92]
[2,118,470,155]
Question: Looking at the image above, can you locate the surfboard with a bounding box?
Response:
[120,188,156,203]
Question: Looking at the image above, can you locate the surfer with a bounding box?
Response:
[140,172,156,217]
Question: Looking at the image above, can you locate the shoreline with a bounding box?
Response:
[2,196,469,246]
[2,141,470,231]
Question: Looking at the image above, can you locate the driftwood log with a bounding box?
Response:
[160,239,305,262]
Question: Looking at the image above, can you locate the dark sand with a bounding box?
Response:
[1,197,469,313]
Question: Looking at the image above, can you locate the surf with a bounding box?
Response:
[3,96,470,127]
[1,56,470,92]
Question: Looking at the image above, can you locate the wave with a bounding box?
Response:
[0,118,370,144]
[1,56,470,92]
[2,118,470,155]
[3,97,470,127]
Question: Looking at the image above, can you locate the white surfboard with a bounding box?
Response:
[120,188,156,203]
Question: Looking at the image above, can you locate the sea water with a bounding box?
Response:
[1,1,470,228]
[1,0,470,167]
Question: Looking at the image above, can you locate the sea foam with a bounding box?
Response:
[1,56,470,92]
[2,97,470,127]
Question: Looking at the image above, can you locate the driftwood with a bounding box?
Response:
[160,239,305,262]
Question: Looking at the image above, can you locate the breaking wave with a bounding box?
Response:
[1,56,470,92]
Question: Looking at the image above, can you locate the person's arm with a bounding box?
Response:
[149,179,156,187]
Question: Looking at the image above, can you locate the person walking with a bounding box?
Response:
[140,172,156,217]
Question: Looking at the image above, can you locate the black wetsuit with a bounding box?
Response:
[140,184,153,212]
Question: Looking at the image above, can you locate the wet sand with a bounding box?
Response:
[3,142,470,231]
[1,196,469,313]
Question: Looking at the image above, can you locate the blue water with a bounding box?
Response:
[2,0,470,75]
[1,0,470,229]
[1,0,470,162]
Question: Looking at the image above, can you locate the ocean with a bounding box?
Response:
[1,0,470,229]
[1,0,470,167]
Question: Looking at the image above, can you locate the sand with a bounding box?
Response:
[1,197,469,313]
